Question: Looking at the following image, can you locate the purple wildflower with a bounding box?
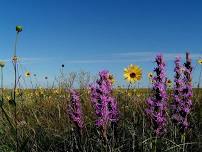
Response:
[171,57,184,126]
[171,53,192,133]
[181,52,193,131]
[145,54,168,136]
[90,70,119,138]
[67,89,84,129]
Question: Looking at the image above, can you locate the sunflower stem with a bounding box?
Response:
[13,30,20,152]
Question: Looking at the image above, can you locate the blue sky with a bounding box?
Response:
[0,0,202,87]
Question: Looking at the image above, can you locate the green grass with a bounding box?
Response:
[0,88,201,152]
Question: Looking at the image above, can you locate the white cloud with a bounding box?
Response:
[1,52,201,64]
[63,59,148,63]
[114,52,202,61]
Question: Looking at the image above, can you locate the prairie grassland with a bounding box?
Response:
[0,26,201,152]
[0,87,201,152]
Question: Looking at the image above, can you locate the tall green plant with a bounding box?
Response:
[12,25,23,152]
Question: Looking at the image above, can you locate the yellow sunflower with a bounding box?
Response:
[6,96,12,101]
[198,59,202,65]
[25,71,31,77]
[147,72,153,79]
[0,61,5,68]
[166,79,172,87]
[108,74,115,84]
[124,64,142,83]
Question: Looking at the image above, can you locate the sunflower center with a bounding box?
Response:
[130,72,136,78]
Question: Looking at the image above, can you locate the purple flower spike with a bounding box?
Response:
[145,54,168,136]
[90,70,119,138]
[171,53,192,133]
[172,57,184,124]
[67,89,84,129]
[181,52,193,131]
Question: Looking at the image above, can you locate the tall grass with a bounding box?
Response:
[0,84,201,151]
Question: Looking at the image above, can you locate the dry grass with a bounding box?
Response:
[0,87,201,152]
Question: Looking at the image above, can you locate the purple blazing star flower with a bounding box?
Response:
[145,54,168,136]
[171,53,193,133]
[67,89,84,129]
[171,57,184,124]
[90,70,119,130]
[181,52,193,131]
[172,57,186,126]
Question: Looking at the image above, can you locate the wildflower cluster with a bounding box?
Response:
[145,55,168,136]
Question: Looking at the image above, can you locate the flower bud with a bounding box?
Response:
[16,25,23,33]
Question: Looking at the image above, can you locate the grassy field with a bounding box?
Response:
[0,26,201,152]
[0,87,201,152]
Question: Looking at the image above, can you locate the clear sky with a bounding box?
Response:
[0,0,202,87]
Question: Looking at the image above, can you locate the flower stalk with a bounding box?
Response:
[67,89,84,135]
[12,25,23,152]
[145,54,168,136]
[90,70,119,141]
[181,52,192,132]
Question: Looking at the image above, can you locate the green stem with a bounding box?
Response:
[152,136,157,152]
[1,67,3,117]
[174,126,176,140]
[1,67,3,101]
[14,32,19,57]
[13,32,19,152]
[197,66,202,98]
[123,83,131,140]
[181,133,186,152]
[198,66,202,88]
